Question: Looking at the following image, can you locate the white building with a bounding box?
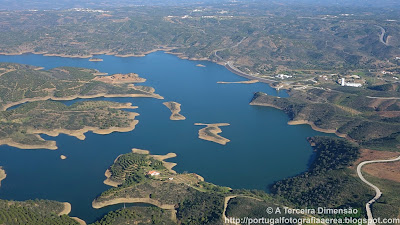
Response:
[381,71,394,75]
[276,74,292,79]
[147,171,160,176]
[340,78,362,87]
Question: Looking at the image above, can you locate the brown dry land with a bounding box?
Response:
[352,149,400,183]
[288,120,349,139]
[103,169,121,187]
[103,154,124,187]
[223,196,237,224]
[163,101,186,121]
[150,152,178,174]
[0,167,6,187]
[194,123,231,145]
[0,136,57,150]
[58,202,72,216]
[217,79,259,84]
[94,149,205,212]
[92,197,175,210]
[93,73,146,84]
[131,148,150,155]
[1,91,162,112]
[89,58,103,62]
[71,217,87,225]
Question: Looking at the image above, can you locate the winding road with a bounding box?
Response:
[223,195,237,224]
[213,37,277,83]
[214,37,247,62]
[226,61,276,83]
[375,25,389,46]
[357,156,400,225]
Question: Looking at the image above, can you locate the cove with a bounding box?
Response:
[0,52,333,222]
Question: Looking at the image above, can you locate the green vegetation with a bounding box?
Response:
[95,152,233,225]
[0,2,399,224]
[272,137,373,213]
[108,152,166,187]
[0,199,78,225]
[95,151,315,225]
[251,87,400,151]
[0,100,137,149]
[364,175,400,224]
[308,137,360,173]
[177,191,224,225]
[225,196,303,224]
[0,3,399,75]
[0,63,159,111]
[90,207,176,225]
[0,63,161,150]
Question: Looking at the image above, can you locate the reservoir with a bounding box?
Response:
[0,52,331,222]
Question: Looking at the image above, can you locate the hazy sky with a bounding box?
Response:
[0,0,399,11]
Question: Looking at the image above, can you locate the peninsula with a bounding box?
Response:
[163,101,186,120]
[250,88,400,152]
[194,123,231,145]
[0,63,166,150]
[92,149,216,215]
[92,148,311,224]
[0,101,139,150]
[0,63,162,111]
[103,148,178,188]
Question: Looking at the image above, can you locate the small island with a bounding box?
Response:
[89,58,103,62]
[194,123,231,145]
[60,155,67,160]
[0,167,6,187]
[94,73,146,84]
[163,101,186,120]
[196,64,206,67]
[217,80,259,84]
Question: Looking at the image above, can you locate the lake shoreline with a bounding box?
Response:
[217,80,259,84]
[163,101,186,120]
[250,101,352,141]
[0,51,319,222]
[195,123,231,145]
[0,167,6,186]
[58,202,72,216]
[1,92,162,111]
[103,150,178,188]
[0,109,139,150]
[92,197,175,210]
[0,50,278,87]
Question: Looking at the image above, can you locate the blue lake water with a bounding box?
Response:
[0,52,332,222]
